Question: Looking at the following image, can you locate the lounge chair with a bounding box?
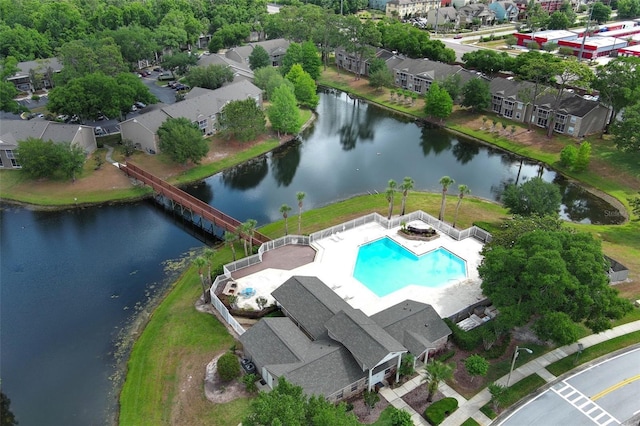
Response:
[239,288,256,298]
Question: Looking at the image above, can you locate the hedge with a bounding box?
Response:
[444,318,484,351]
[424,397,458,425]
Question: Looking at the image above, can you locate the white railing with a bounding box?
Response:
[213,211,492,335]
[209,275,246,336]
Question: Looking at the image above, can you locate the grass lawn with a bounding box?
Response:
[480,374,547,419]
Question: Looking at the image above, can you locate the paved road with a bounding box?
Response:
[498,347,640,426]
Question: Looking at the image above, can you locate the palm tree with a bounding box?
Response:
[385,179,397,219]
[245,219,258,254]
[452,184,471,228]
[399,177,414,216]
[237,223,249,257]
[224,231,238,261]
[192,256,209,302]
[438,176,455,222]
[203,247,215,288]
[422,360,454,402]
[296,191,306,234]
[280,204,292,235]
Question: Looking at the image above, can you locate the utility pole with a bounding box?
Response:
[578,5,594,61]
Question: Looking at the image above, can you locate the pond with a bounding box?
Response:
[0,88,623,426]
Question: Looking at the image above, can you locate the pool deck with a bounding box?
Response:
[230,221,485,318]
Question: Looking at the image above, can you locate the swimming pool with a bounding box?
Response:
[353,237,467,297]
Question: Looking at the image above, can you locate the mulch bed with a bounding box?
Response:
[348,393,391,424]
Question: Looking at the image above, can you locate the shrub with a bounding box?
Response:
[31,95,40,101]
[242,373,258,393]
[424,397,458,425]
[390,407,413,426]
[217,352,241,381]
[484,334,510,359]
[574,141,591,172]
[435,350,456,362]
[560,145,578,168]
[444,319,483,351]
[399,353,416,377]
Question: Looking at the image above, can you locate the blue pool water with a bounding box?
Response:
[353,237,467,297]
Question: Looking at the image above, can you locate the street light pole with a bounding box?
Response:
[507,345,533,387]
[574,343,584,365]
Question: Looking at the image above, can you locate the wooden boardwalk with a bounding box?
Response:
[119,162,270,245]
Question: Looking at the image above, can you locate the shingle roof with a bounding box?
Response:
[272,276,352,340]
[121,80,262,134]
[240,318,308,368]
[0,120,92,149]
[372,300,451,356]
[394,58,464,81]
[325,309,405,370]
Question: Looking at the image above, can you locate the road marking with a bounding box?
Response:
[552,382,620,425]
[591,374,640,401]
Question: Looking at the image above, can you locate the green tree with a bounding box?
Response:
[49,72,155,122]
[398,353,416,377]
[56,38,127,84]
[617,0,640,18]
[286,64,319,109]
[267,85,301,136]
[611,102,640,153]
[281,42,303,77]
[185,64,234,90]
[216,99,266,142]
[243,377,307,426]
[342,15,382,80]
[249,45,271,70]
[526,0,550,33]
[441,74,462,103]
[502,177,562,217]
[224,230,239,261]
[545,58,594,138]
[560,144,578,169]
[438,176,455,221]
[242,373,259,393]
[483,214,564,251]
[0,392,18,426]
[158,117,209,164]
[424,81,453,122]
[534,311,582,345]
[399,176,414,216]
[299,40,322,80]
[254,66,282,92]
[217,352,241,381]
[59,143,86,181]
[296,191,306,234]
[161,52,198,76]
[363,390,380,414]
[488,383,511,412]
[479,230,632,340]
[192,256,210,303]
[307,395,360,425]
[386,179,397,219]
[16,138,61,179]
[591,1,612,23]
[628,193,640,218]
[461,78,491,112]
[574,141,591,171]
[547,11,571,29]
[389,407,413,426]
[279,204,292,235]
[462,50,514,75]
[593,57,640,131]
[464,354,489,383]
[452,184,471,228]
[244,219,258,253]
[105,26,159,70]
[422,361,454,402]
[368,67,394,91]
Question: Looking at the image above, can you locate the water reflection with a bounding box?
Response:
[337,97,375,151]
[221,155,268,190]
[271,140,302,187]
[452,140,480,164]
[420,126,453,155]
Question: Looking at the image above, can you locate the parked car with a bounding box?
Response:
[140,71,150,77]
[94,126,106,136]
[134,101,146,109]
[153,67,162,72]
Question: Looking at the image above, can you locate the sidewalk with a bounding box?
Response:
[379,320,640,426]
